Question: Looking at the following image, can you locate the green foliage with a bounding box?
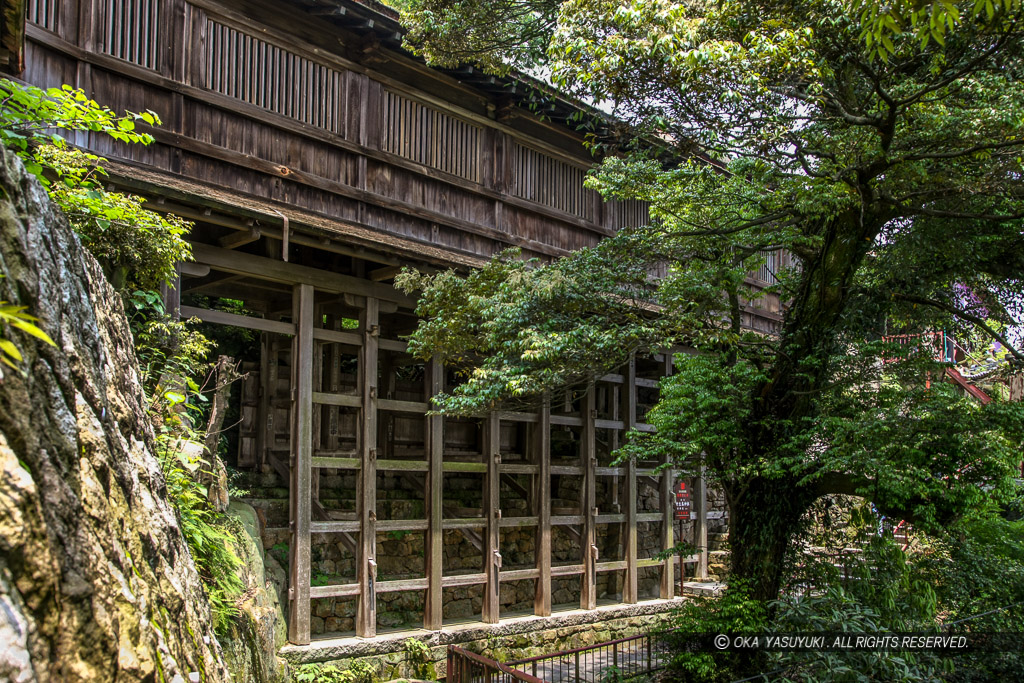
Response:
[0,78,244,641]
[0,80,157,169]
[402,638,437,680]
[769,584,946,682]
[0,275,57,378]
[0,79,191,291]
[666,580,769,682]
[155,428,243,634]
[918,508,1024,681]
[397,0,1024,613]
[293,660,380,683]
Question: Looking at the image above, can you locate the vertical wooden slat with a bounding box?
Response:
[483,412,501,624]
[695,464,709,580]
[287,283,314,645]
[356,297,379,638]
[533,395,552,617]
[581,383,597,611]
[424,356,444,630]
[622,355,638,604]
[256,333,270,471]
[659,353,675,598]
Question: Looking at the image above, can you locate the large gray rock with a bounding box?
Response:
[221,501,289,683]
[0,146,230,682]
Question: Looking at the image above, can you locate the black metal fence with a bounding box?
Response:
[447,646,547,683]
[506,631,673,682]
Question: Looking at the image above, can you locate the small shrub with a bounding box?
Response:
[293,660,380,683]
[403,638,437,680]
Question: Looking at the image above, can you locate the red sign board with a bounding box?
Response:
[674,481,691,520]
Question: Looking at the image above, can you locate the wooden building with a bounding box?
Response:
[8,0,781,645]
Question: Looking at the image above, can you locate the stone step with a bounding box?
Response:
[682,581,726,596]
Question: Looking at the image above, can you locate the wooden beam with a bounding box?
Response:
[287,283,314,645]
[356,297,379,637]
[424,356,444,630]
[188,242,416,307]
[179,305,295,336]
[369,265,403,282]
[219,227,261,249]
[695,465,709,580]
[622,355,638,604]
[534,395,551,617]
[483,412,501,624]
[659,354,675,599]
[581,383,597,611]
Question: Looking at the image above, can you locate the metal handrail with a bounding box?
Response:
[447,646,547,683]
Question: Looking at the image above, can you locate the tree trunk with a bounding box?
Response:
[725,475,816,602]
[202,355,241,512]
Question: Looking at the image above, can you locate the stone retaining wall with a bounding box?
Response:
[280,598,685,681]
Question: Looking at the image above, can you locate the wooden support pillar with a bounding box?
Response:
[287,284,314,645]
[160,263,181,321]
[581,383,597,611]
[255,334,270,470]
[622,356,638,604]
[424,356,445,630]
[356,297,379,638]
[534,395,552,617]
[695,464,709,580]
[483,412,501,623]
[659,354,675,598]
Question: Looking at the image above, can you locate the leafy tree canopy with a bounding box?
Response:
[398,0,1024,602]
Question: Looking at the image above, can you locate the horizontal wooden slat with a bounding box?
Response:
[376,519,428,532]
[312,327,362,346]
[635,377,660,388]
[377,578,428,593]
[499,568,540,581]
[549,415,583,427]
[312,457,360,469]
[443,462,487,473]
[310,520,360,533]
[499,516,538,528]
[635,423,656,433]
[595,467,625,476]
[499,463,538,474]
[594,419,625,430]
[550,466,582,476]
[443,518,486,529]
[596,560,627,572]
[313,392,362,407]
[376,459,429,472]
[599,373,624,384]
[378,398,429,413]
[637,512,664,522]
[179,305,295,335]
[190,242,416,305]
[379,339,409,353]
[496,411,539,423]
[551,564,584,577]
[309,582,360,599]
[551,515,583,526]
[442,573,487,588]
[595,514,625,524]
[637,558,665,568]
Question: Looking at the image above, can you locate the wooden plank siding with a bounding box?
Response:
[14,0,685,270]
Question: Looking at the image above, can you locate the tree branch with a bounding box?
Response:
[894,294,1024,363]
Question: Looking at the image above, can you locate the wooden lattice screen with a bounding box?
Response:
[205,18,347,135]
[512,142,596,221]
[100,0,160,70]
[382,90,482,182]
[27,0,58,32]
